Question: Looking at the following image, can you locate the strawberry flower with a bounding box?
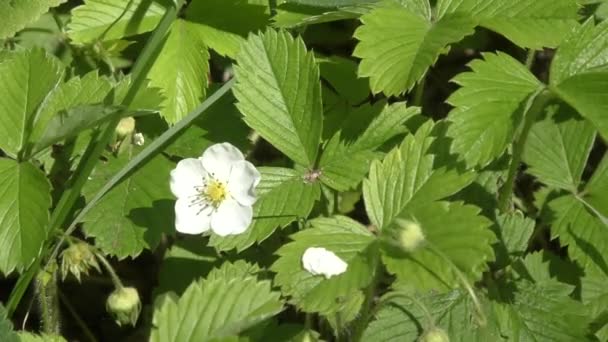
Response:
[170,143,261,236]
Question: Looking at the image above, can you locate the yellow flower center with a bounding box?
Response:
[204,180,228,207]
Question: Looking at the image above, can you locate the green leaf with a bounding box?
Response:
[0,49,63,158]
[283,0,379,6]
[81,151,175,259]
[319,56,370,105]
[209,168,320,252]
[148,19,210,124]
[0,304,18,342]
[545,194,608,272]
[150,276,282,341]
[273,4,367,28]
[494,210,534,265]
[205,260,262,282]
[67,0,167,44]
[523,103,596,192]
[185,0,270,57]
[0,159,51,275]
[446,52,542,168]
[271,216,379,314]
[319,102,419,191]
[580,264,608,340]
[551,19,608,85]
[353,1,475,96]
[0,0,66,39]
[499,280,591,341]
[28,71,113,151]
[585,154,608,219]
[437,0,579,48]
[363,289,501,341]
[553,71,608,141]
[17,333,67,342]
[233,29,323,167]
[382,201,495,291]
[155,237,220,296]
[363,121,475,229]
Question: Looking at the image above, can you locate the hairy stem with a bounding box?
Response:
[35,263,61,335]
[94,251,124,290]
[497,89,552,213]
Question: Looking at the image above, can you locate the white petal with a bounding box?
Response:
[170,158,206,198]
[174,198,212,234]
[301,247,348,279]
[200,143,245,181]
[228,160,261,206]
[210,199,253,236]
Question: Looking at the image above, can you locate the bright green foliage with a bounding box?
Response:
[81,151,175,259]
[0,0,66,39]
[0,159,51,275]
[523,104,596,192]
[494,211,534,265]
[585,155,608,219]
[447,52,542,168]
[553,72,608,141]
[0,49,63,158]
[550,19,608,85]
[319,102,419,191]
[319,56,369,105]
[0,304,18,342]
[150,272,282,341]
[209,168,320,251]
[273,5,365,28]
[271,216,379,314]
[363,121,475,229]
[436,0,579,48]
[148,19,210,124]
[353,1,475,96]
[580,264,608,340]
[17,333,67,342]
[185,0,270,57]
[233,29,323,167]
[284,0,378,6]
[363,290,500,341]
[67,0,166,44]
[382,201,495,291]
[29,72,113,151]
[326,291,364,332]
[498,280,591,341]
[204,260,261,282]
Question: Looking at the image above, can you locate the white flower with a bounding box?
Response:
[302,247,348,279]
[132,132,145,146]
[170,142,261,236]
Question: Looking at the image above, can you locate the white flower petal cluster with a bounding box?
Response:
[170,142,261,236]
[301,247,348,279]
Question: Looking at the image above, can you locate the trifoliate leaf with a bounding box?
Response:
[319,102,419,191]
[234,30,323,167]
[0,49,63,158]
[82,151,175,259]
[209,167,320,252]
[67,0,167,44]
[523,103,596,192]
[0,0,66,39]
[271,216,379,314]
[553,71,608,141]
[382,201,495,291]
[0,159,51,275]
[353,1,475,96]
[150,276,282,341]
[363,121,475,229]
[148,19,210,124]
[446,52,542,168]
[545,194,608,272]
[28,71,113,152]
[363,289,501,341]
[437,0,579,49]
[185,0,270,57]
[551,19,608,85]
[499,279,591,341]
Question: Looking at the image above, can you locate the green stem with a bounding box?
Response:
[6,2,183,318]
[524,49,535,69]
[351,259,382,341]
[426,242,486,326]
[58,290,98,342]
[94,251,124,289]
[35,263,61,335]
[497,89,552,213]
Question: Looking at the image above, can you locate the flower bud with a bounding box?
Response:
[106,287,141,326]
[420,327,449,342]
[395,219,425,252]
[115,117,135,138]
[60,242,100,282]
